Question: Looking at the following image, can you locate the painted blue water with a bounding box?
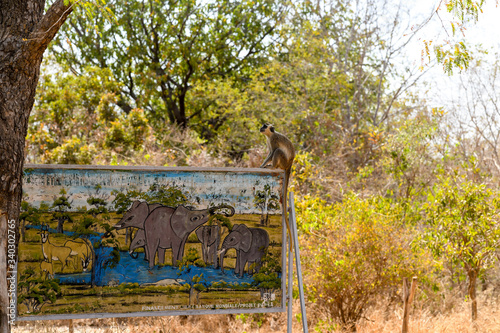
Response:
[55,251,256,287]
[28,224,263,287]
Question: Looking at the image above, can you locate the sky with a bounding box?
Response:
[414,1,500,52]
[406,0,500,109]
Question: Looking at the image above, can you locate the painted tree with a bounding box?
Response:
[71,214,120,287]
[19,199,44,242]
[72,185,119,287]
[177,247,208,306]
[111,189,140,214]
[86,184,109,218]
[252,250,281,304]
[17,266,61,314]
[112,184,190,209]
[253,184,280,226]
[140,184,190,206]
[0,0,75,328]
[202,207,233,266]
[51,188,73,234]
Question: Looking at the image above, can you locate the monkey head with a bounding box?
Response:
[260,123,275,135]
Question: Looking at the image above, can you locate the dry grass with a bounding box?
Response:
[12,312,292,333]
[12,295,500,333]
[357,300,500,333]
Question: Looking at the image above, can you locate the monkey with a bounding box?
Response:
[259,123,295,251]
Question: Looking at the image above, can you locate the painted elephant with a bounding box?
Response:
[196,225,222,267]
[129,229,149,260]
[219,224,270,277]
[145,204,235,269]
[113,201,165,230]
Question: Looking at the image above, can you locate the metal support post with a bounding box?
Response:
[289,192,308,333]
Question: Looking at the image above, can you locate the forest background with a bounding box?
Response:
[12,0,500,331]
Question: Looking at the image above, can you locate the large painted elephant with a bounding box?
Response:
[145,204,235,269]
[219,224,270,277]
[113,201,165,230]
[196,225,222,267]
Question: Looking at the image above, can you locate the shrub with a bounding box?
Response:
[421,177,500,321]
[297,194,429,331]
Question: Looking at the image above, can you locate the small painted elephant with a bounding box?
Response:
[196,225,222,267]
[219,224,269,277]
[129,229,149,261]
[145,204,235,269]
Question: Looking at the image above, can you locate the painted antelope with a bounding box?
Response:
[39,227,72,273]
[40,260,54,280]
[64,238,93,272]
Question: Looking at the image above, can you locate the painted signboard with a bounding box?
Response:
[17,165,285,320]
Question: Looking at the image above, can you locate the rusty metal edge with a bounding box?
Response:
[24,164,284,176]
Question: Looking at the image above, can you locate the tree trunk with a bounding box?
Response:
[468,270,478,321]
[0,1,74,331]
[177,92,187,128]
[0,44,39,333]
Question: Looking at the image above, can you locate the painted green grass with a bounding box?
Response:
[18,284,281,316]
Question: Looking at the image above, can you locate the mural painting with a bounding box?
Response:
[17,166,284,318]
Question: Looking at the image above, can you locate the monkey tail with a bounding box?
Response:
[283,166,293,252]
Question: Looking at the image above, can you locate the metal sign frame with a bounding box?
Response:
[15,164,289,321]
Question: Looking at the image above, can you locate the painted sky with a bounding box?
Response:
[23,166,283,214]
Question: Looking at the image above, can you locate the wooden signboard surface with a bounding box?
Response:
[16,165,285,320]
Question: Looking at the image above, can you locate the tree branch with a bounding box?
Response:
[27,0,75,55]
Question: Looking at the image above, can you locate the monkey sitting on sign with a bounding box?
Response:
[259,123,295,250]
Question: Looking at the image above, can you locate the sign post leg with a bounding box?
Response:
[288,192,309,333]
[287,223,293,333]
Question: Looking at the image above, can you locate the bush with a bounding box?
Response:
[421,177,500,321]
[297,194,429,331]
